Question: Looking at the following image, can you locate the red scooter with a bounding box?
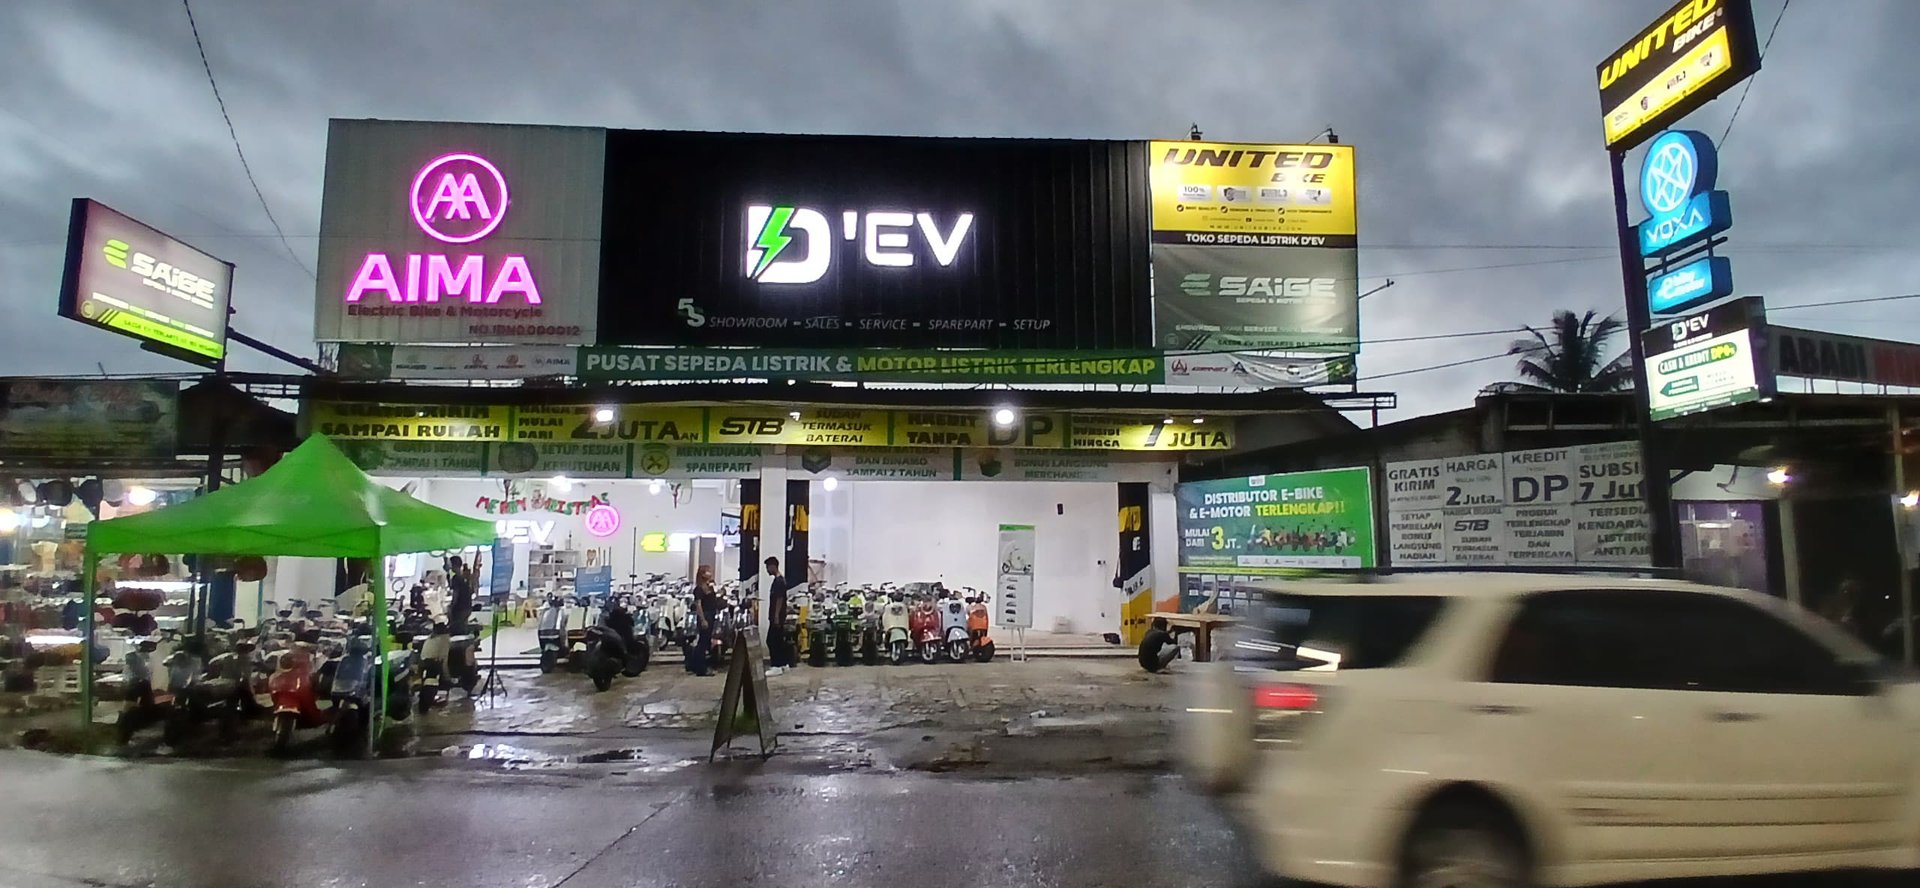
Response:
[268,647,325,753]
[910,595,942,664]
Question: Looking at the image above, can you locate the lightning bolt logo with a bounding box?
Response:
[749,206,797,279]
[102,239,130,269]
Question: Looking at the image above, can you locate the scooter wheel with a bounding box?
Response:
[539,652,558,674]
[975,642,996,663]
[591,669,615,692]
[417,687,436,715]
[272,713,295,752]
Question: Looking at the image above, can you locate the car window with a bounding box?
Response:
[1231,594,1446,671]
[1490,589,1860,695]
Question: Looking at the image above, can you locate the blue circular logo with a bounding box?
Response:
[1639,130,1718,216]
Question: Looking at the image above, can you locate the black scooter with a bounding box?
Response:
[583,597,650,692]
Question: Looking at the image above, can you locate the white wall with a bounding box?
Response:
[811,480,1121,635]
[417,479,729,590]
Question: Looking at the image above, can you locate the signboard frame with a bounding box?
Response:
[1176,467,1377,574]
[58,199,234,367]
[1641,296,1772,421]
[1596,0,1762,151]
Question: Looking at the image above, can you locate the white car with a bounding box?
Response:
[1178,573,1920,887]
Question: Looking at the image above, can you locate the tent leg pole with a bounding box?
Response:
[372,556,388,757]
[81,549,100,741]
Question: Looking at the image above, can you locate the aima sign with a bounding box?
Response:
[344,153,542,305]
[744,204,975,285]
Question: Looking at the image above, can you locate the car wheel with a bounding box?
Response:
[1400,802,1530,888]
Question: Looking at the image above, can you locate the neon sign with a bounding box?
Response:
[584,503,622,538]
[745,204,975,285]
[1635,130,1731,258]
[345,153,542,305]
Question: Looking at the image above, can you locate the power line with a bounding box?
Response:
[180,0,313,280]
[1720,0,1792,148]
[1358,351,1511,382]
[1768,292,1920,312]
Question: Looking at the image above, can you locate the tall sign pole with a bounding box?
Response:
[1596,0,1764,571]
[1609,152,1679,569]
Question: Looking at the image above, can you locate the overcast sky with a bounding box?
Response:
[1,0,1911,421]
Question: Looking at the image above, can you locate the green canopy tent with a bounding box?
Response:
[79,434,496,741]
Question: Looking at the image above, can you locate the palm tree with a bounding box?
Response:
[1504,309,1634,393]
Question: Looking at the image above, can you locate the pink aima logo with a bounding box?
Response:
[344,152,542,305]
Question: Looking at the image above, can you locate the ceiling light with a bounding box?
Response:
[1192,417,1205,425]
[789,410,802,420]
[1162,417,1175,425]
[648,480,664,496]
[126,486,158,507]
[549,475,574,494]
[822,476,839,492]
[993,407,1017,427]
[1766,467,1791,486]
[0,511,18,534]
[593,407,615,423]
[1903,492,1919,509]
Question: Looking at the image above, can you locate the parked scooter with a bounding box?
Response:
[910,595,942,664]
[940,591,971,663]
[965,588,996,662]
[790,585,816,665]
[582,596,649,692]
[267,646,322,753]
[416,623,480,712]
[328,626,414,756]
[831,588,860,667]
[807,588,835,667]
[856,589,884,665]
[881,592,912,666]
[536,592,570,673]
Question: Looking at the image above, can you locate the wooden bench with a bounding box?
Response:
[1150,611,1242,663]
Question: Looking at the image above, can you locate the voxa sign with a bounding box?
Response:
[743,205,975,285]
[1636,130,1731,258]
[344,154,542,306]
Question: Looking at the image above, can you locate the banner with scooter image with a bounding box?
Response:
[996,524,1035,632]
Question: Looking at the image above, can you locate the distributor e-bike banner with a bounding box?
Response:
[1148,141,1359,353]
[1176,467,1377,574]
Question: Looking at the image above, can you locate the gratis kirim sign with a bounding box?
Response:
[1597,0,1760,151]
[314,119,604,345]
[58,199,234,366]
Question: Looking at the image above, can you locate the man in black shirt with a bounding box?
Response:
[764,557,793,668]
[445,555,474,635]
[1138,617,1179,673]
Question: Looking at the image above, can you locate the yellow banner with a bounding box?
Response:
[1602,26,1736,148]
[706,408,891,447]
[310,403,509,442]
[1068,417,1229,451]
[514,404,705,443]
[309,404,1235,451]
[1148,141,1357,240]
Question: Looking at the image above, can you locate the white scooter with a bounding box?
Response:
[940,591,971,663]
[881,592,912,666]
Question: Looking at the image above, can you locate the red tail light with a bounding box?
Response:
[1253,683,1319,711]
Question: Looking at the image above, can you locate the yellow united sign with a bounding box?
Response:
[1597,0,1760,150]
[1148,141,1357,244]
[308,403,1236,452]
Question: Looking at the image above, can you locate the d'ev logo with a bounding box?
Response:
[744,204,975,285]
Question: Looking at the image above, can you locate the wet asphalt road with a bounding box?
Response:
[2,749,1909,888]
[0,749,1256,888]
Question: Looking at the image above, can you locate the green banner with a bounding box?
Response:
[578,347,1163,384]
[1176,467,1377,574]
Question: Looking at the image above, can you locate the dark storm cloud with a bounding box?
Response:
[0,0,1911,418]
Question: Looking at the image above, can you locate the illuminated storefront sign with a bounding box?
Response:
[1647,255,1733,314]
[344,153,542,305]
[745,205,975,285]
[584,503,622,538]
[1635,130,1731,258]
[1597,0,1761,151]
[58,200,234,366]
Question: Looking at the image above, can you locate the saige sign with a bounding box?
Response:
[314,119,604,345]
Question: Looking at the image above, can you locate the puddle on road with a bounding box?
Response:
[438,743,697,774]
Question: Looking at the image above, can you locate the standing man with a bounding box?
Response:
[687,566,718,677]
[765,557,792,669]
[445,555,475,636]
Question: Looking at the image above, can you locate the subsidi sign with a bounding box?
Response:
[58,199,234,366]
[1597,0,1761,151]
[307,402,1233,451]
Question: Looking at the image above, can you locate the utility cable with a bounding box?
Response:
[181,0,313,280]
[1720,0,1792,149]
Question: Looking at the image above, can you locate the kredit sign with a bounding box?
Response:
[313,119,604,345]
